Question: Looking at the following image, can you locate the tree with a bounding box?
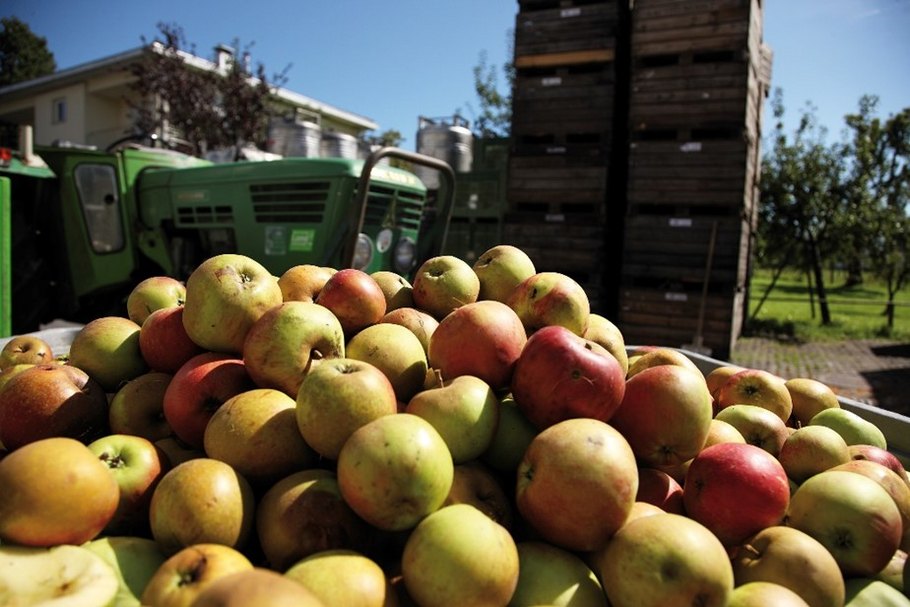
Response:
[0,16,56,87]
[756,91,844,325]
[128,23,286,157]
[467,38,514,138]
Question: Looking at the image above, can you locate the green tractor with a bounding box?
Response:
[0,128,454,336]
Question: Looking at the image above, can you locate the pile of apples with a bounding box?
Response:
[0,245,908,607]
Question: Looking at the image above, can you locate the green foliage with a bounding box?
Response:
[128,22,287,157]
[468,41,514,138]
[0,17,56,87]
[747,268,910,341]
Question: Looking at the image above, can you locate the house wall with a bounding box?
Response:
[33,83,86,146]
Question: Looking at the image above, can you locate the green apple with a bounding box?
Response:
[0,544,120,606]
[148,457,255,555]
[191,567,327,606]
[874,549,906,593]
[337,413,454,531]
[625,347,701,379]
[84,535,168,607]
[126,275,186,325]
[182,253,283,354]
[510,540,607,607]
[412,255,480,319]
[472,244,536,303]
[401,504,519,607]
[809,407,888,450]
[405,374,499,464]
[843,578,910,606]
[379,307,439,356]
[296,358,398,460]
[347,322,428,403]
[371,270,414,311]
[88,433,169,535]
[597,513,734,607]
[0,334,53,369]
[583,313,629,375]
[203,388,317,486]
[108,371,174,441]
[0,437,120,546]
[516,418,638,552]
[778,425,850,483]
[67,315,148,393]
[829,459,910,552]
[727,581,810,606]
[256,469,370,572]
[785,376,841,426]
[705,418,747,446]
[714,368,792,422]
[242,300,345,397]
[139,543,253,607]
[788,469,902,576]
[278,263,336,303]
[714,404,790,457]
[731,525,845,607]
[480,393,538,475]
[284,549,396,607]
[507,271,590,336]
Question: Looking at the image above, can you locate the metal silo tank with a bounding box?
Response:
[414,115,473,189]
[320,131,359,159]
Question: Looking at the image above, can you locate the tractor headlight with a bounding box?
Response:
[352,233,374,270]
[394,237,417,273]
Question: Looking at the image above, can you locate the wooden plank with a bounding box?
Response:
[515,49,616,68]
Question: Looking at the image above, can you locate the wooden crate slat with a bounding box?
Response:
[515,49,616,69]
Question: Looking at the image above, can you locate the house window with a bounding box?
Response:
[52,97,67,124]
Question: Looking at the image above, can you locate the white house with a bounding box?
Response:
[0,42,379,155]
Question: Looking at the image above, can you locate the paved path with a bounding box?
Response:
[729,337,910,418]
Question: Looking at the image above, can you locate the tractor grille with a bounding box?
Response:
[363,185,425,230]
[250,181,329,223]
[176,205,234,225]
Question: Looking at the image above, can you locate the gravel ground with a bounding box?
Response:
[729,337,910,418]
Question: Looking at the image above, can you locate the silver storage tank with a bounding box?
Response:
[414,115,473,189]
[268,115,322,158]
[320,131,359,159]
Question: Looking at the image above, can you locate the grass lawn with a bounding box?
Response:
[745,267,910,341]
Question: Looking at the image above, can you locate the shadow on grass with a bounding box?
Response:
[860,367,910,417]
[741,318,804,343]
[870,343,910,358]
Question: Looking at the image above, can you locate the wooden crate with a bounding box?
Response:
[507,154,611,214]
[630,0,760,57]
[515,1,620,58]
[501,215,608,274]
[618,284,746,358]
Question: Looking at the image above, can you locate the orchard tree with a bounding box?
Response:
[128,22,287,157]
[467,39,514,138]
[0,17,56,87]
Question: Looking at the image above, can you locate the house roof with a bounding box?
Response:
[0,43,379,132]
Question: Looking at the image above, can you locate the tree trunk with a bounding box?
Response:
[749,260,788,321]
[806,232,832,325]
[844,256,864,287]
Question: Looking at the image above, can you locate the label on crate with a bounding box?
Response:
[560,7,582,18]
[545,213,566,223]
[541,76,562,87]
[680,142,702,153]
[669,218,693,227]
[545,146,567,155]
[665,292,689,302]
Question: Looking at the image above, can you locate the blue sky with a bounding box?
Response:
[3,0,908,148]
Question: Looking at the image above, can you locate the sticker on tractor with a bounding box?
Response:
[289,228,316,252]
[264,226,287,255]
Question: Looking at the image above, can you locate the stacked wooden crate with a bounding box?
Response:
[616,0,771,358]
[503,0,627,313]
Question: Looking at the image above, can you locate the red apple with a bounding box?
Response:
[380,306,439,356]
[516,417,638,552]
[315,268,387,336]
[140,543,253,607]
[507,271,590,336]
[162,352,255,450]
[626,347,702,379]
[138,305,204,374]
[189,567,327,606]
[636,467,685,515]
[683,442,791,546]
[714,368,792,422]
[608,364,713,468]
[0,363,109,450]
[848,443,908,478]
[443,461,513,530]
[510,325,625,430]
[278,263,336,303]
[427,299,527,392]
